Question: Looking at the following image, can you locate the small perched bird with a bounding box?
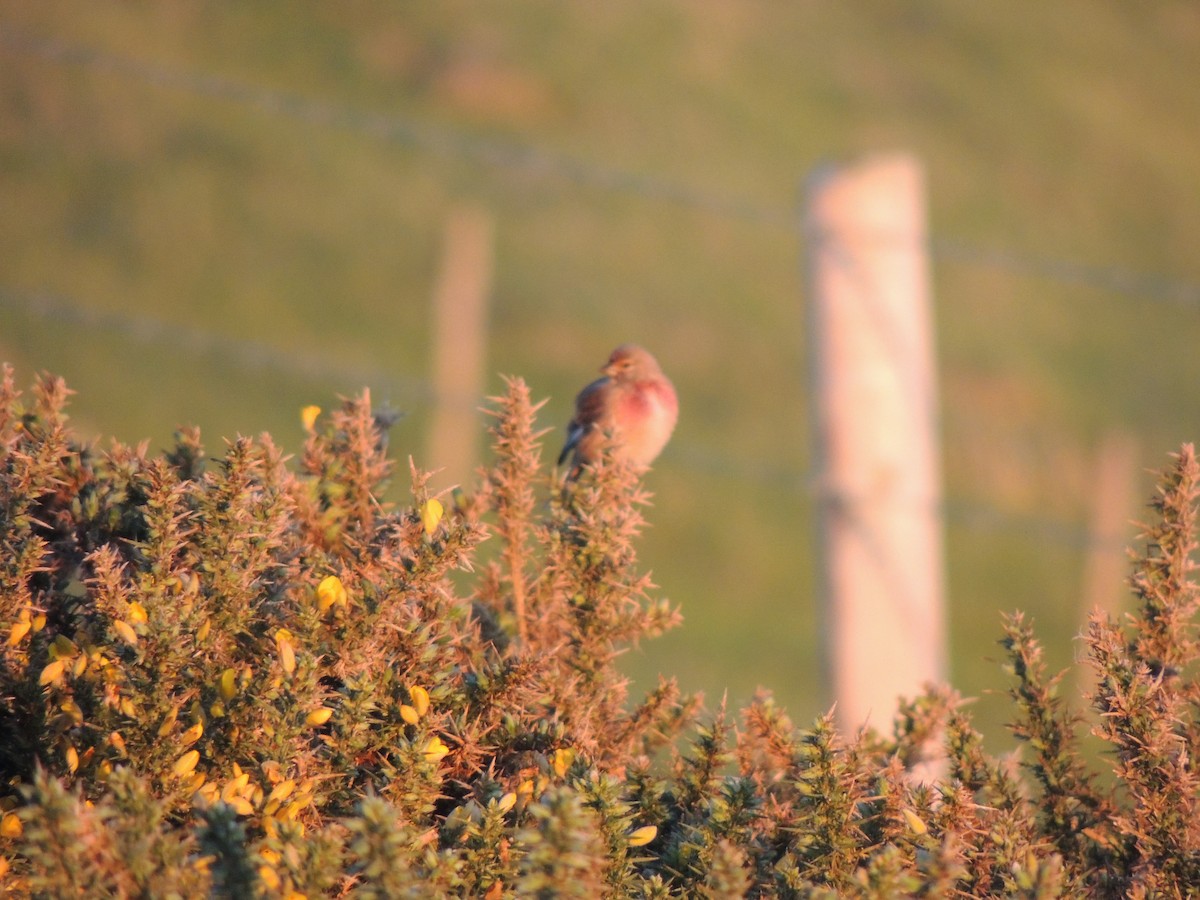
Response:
[558,343,678,474]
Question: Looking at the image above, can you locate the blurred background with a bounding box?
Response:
[3,3,1200,748]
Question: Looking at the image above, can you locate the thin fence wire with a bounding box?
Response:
[0,286,455,410]
[0,283,1134,555]
[0,23,1175,559]
[0,25,793,230]
[4,23,1200,306]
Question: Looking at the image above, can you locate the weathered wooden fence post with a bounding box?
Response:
[805,153,946,737]
[428,207,494,489]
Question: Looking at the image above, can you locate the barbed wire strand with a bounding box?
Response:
[4,24,1200,306]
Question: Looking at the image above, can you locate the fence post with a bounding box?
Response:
[804,153,946,737]
[427,207,494,489]
[1081,430,1138,616]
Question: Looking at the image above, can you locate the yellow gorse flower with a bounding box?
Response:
[8,619,31,646]
[274,629,296,675]
[173,750,200,778]
[552,747,576,778]
[259,865,281,891]
[423,736,450,764]
[181,721,204,745]
[420,498,444,536]
[628,825,657,847]
[219,668,238,700]
[0,812,22,838]
[266,779,295,806]
[38,658,67,687]
[409,685,430,717]
[300,405,321,433]
[220,765,258,816]
[113,620,138,646]
[902,808,928,836]
[306,707,333,726]
[316,575,348,613]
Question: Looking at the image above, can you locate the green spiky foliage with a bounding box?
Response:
[3,364,1200,897]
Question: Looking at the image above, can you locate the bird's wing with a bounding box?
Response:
[557,377,608,466]
[557,421,584,466]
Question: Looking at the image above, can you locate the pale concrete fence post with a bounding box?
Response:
[804,153,946,737]
[427,207,494,488]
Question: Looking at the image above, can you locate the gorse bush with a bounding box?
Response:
[1,365,1199,897]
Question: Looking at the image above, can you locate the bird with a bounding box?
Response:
[557,343,678,475]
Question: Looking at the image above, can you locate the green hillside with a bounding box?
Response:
[3,2,1200,744]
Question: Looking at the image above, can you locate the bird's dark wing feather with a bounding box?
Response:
[557,377,608,466]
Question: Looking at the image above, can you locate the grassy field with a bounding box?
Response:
[3,2,1200,746]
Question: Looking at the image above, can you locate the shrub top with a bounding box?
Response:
[1,366,1199,897]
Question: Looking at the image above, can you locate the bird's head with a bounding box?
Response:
[602,343,659,382]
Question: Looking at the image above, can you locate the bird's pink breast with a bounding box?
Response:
[613,380,678,466]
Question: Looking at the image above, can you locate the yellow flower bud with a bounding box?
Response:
[218,668,238,700]
[127,601,148,624]
[516,779,535,803]
[552,747,576,778]
[306,707,333,726]
[409,685,430,717]
[173,750,200,777]
[301,405,321,433]
[113,620,138,646]
[496,792,517,814]
[420,498,444,536]
[7,619,30,646]
[181,722,204,745]
[267,779,295,805]
[400,704,420,725]
[628,825,657,847]
[259,865,281,891]
[0,812,22,838]
[316,575,347,613]
[158,708,179,737]
[38,658,67,687]
[275,629,296,675]
[60,699,83,726]
[423,736,449,764]
[902,808,928,836]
